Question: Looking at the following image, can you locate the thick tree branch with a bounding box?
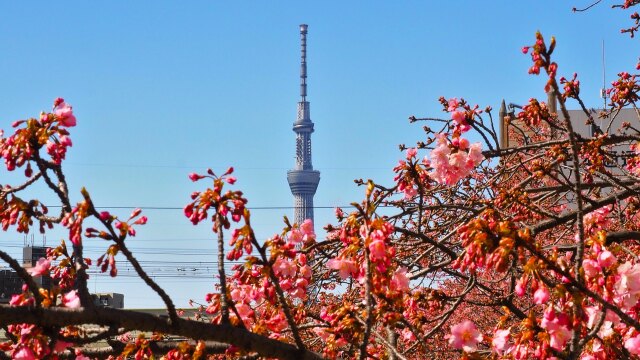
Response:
[0,305,323,360]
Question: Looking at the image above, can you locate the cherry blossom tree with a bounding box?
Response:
[3,1,640,359]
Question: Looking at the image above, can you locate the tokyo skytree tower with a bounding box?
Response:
[287,24,320,227]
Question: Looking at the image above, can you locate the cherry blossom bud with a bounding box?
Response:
[130,208,142,219]
[133,216,148,225]
[533,287,550,304]
[59,135,72,147]
[99,211,111,221]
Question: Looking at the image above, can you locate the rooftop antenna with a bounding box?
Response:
[600,39,608,111]
[592,38,607,135]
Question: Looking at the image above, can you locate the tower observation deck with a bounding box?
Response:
[287,24,320,226]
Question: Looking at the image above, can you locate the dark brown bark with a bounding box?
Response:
[0,305,323,360]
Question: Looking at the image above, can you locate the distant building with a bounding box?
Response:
[499,92,638,152]
[0,270,23,303]
[22,245,48,267]
[0,245,51,303]
[92,292,124,308]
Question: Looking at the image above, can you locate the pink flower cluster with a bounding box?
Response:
[5,324,74,359]
[615,261,640,311]
[0,98,76,172]
[429,133,484,186]
[626,142,640,176]
[393,147,431,199]
[540,307,572,350]
[446,98,472,132]
[390,267,410,292]
[582,246,616,281]
[61,201,92,246]
[326,257,358,279]
[206,219,315,336]
[583,206,612,233]
[53,98,77,127]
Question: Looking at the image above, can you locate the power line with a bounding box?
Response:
[64,162,390,171]
[41,205,355,210]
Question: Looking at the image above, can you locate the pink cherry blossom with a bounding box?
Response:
[289,229,303,244]
[13,346,36,360]
[429,133,484,185]
[447,98,459,111]
[28,258,50,277]
[406,147,417,160]
[540,309,572,350]
[626,334,640,355]
[467,143,484,164]
[548,325,571,350]
[63,290,81,309]
[583,206,611,231]
[300,219,315,238]
[390,267,410,292]
[273,258,297,278]
[533,286,550,305]
[451,111,470,132]
[598,250,616,268]
[585,306,615,338]
[236,303,254,320]
[59,135,72,147]
[615,261,640,310]
[326,258,357,279]
[399,182,417,199]
[53,100,77,127]
[515,276,527,296]
[368,239,386,261]
[492,329,510,353]
[447,320,483,352]
[458,137,470,150]
[582,259,601,278]
[299,265,312,279]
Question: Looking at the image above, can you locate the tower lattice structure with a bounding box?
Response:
[287,24,320,226]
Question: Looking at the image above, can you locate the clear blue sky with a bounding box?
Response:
[0,1,635,308]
